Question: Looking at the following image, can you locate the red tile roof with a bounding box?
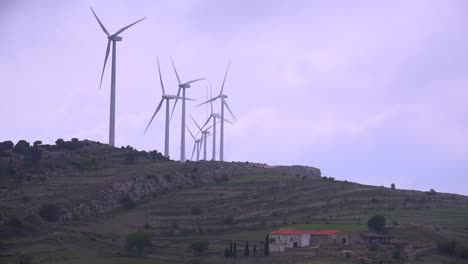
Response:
[310,229,338,236]
[271,228,309,235]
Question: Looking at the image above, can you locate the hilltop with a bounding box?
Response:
[0,139,467,264]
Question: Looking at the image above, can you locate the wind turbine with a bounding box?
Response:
[198,62,236,161]
[144,57,193,158]
[186,125,202,161]
[169,57,205,162]
[91,8,145,146]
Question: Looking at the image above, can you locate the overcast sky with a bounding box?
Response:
[1,0,467,195]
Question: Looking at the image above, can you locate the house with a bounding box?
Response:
[270,228,310,251]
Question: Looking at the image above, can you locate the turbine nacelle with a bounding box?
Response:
[219,94,228,99]
[108,35,123,41]
[179,83,191,89]
[212,113,221,118]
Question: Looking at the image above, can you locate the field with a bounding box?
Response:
[1,151,468,263]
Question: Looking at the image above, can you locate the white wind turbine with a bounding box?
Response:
[144,57,193,158]
[186,125,202,161]
[169,57,205,162]
[91,8,145,146]
[198,62,236,161]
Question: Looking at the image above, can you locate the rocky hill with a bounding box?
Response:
[0,139,467,264]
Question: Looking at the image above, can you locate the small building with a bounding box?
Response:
[270,228,310,251]
[310,229,339,244]
[364,234,396,244]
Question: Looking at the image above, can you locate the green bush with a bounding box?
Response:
[39,203,60,222]
[190,240,209,255]
[367,215,386,233]
[126,231,152,256]
[191,207,202,215]
[120,194,136,209]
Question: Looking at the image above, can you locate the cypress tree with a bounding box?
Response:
[253,244,257,256]
[264,235,270,256]
[233,241,238,258]
[244,241,250,256]
[224,246,229,258]
[229,240,233,258]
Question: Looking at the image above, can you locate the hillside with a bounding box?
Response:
[0,139,467,264]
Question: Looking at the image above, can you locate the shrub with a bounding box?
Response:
[24,147,42,167]
[7,217,23,230]
[0,141,14,151]
[253,244,257,255]
[13,140,30,153]
[428,189,437,195]
[120,194,136,209]
[55,138,65,148]
[126,231,152,256]
[244,241,250,256]
[367,215,386,233]
[124,152,136,164]
[223,215,235,225]
[191,207,202,215]
[39,204,60,222]
[190,240,209,255]
[33,140,42,147]
[19,254,32,264]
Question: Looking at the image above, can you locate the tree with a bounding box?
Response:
[190,240,209,255]
[229,240,233,258]
[253,244,257,256]
[391,183,396,190]
[33,141,42,147]
[0,141,14,151]
[264,235,270,256]
[13,140,30,153]
[367,215,386,233]
[244,241,250,256]
[39,204,60,222]
[233,241,237,257]
[126,231,152,256]
[224,246,230,258]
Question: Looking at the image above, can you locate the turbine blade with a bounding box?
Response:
[99,40,111,89]
[190,115,202,132]
[184,97,196,101]
[200,116,212,131]
[170,87,182,121]
[170,56,181,84]
[224,101,237,121]
[157,57,165,95]
[223,118,234,125]
[197,96,219,107]
[182,78,206,86]
[220,61,231,95]
[112,17,146,37]
[144,98,164,134]
[210,83,213,114]
[186,125,196,140]
[90,8,109,36]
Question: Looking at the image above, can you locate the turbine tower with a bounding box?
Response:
[198,62,236,161]
[91,8,145,146]
[144,57,193,158]
[169,57,205,162]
